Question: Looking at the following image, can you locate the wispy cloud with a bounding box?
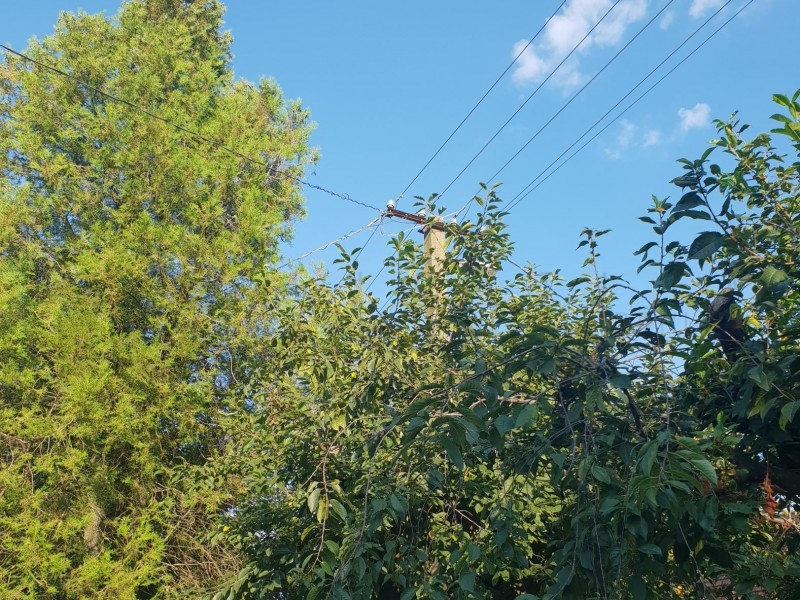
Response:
[604,119,637,159]
[511,0,649,90]
[510,40,548,84]
[689,0,724,19]
[602,104,710,157]
[659,10,674,29]
[678,103,711,131]
[643,129,662,146]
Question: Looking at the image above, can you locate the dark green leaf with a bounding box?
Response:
[672,191,704,211]
[688,231,723,261]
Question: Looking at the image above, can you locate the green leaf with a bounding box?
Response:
[634,241,658,255]
[673,192,704,212]
[515,404,537,428]
[748,366,771,392]
[639,441,658,475]
[655,262,686,290]
[688,231,723,261]
[672,175,698,188]
[316,498,328,523]
[399,589,417,600]
[688,457,718,486]
[307,488,321,515]
[760,266,788,287]
[638,543,662,556]
[441,436,464,470]
[329,499,348,522]
[330,412,347,431]
[390,493,408,517]
[609,373,632,389]
[324,540,340,555]
[591,464,612,484]
[458,572,475,592]
[307,585,323,600]
[599,497,620,515]
[567,276,590,287]
[781,401,800,426]
[495,414,514,437]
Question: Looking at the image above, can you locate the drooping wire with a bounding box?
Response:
[335,214,386,287]
[0,44,383,213]
[436,0,625,200]
[277,216,384,270]
[395,0,569,204]
[506,0,750,212]
[376,0,623,293]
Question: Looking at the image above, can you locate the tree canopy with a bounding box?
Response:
[215,93,800,600]
[0,1,314,597]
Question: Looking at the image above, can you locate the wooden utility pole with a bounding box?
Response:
[423,219,446,275]
[384,204,448,319]
[384,205,447,273]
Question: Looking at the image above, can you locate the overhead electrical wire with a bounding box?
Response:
[277,216,383,269]
[451,0,677,223]
[436,0,624,200]
[335,214,386,287]
[506,0,736,209]
[375,2,570,291]
[479,0,677,196]
[395,0,569,204]
[506,0,748,212]
[0,43,383,214]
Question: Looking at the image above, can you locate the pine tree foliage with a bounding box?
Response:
[0,1,315,597]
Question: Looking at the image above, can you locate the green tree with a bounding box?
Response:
[223,95,800,599]
[0,1,315,597]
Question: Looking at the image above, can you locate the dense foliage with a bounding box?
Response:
[2,2,799,599]
[0,1,314,597]
[217,93,800,600]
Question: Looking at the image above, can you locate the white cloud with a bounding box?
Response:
[643,129,662,147]
[593,0,648,46]
[678,103,711,131]
[604,119,636,159]
[659,11,674,29]
[617,119,636,146]
[689,0,724,19]
[510,40,548,85]
[511,0,649,90]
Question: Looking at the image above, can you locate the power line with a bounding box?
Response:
[278,216,383,270]
[480,0,676,192]
[0,43,382,214]
[452,0,675,224]
[396,0,569,204]
[507,0,735,209]
[506,0,749,212]
[335,214,385,287]
[436,0,624,200]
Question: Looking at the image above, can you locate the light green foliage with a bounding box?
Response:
[0,1,314,597]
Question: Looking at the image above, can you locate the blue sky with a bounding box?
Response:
[3,0,795,294]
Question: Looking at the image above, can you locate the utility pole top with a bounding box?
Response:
[384,207,446,231]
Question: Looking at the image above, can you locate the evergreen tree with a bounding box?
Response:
[0,1,315,597]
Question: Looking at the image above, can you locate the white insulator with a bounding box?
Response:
[386,199,395,210]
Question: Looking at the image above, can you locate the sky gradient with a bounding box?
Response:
[3,0,794,293]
